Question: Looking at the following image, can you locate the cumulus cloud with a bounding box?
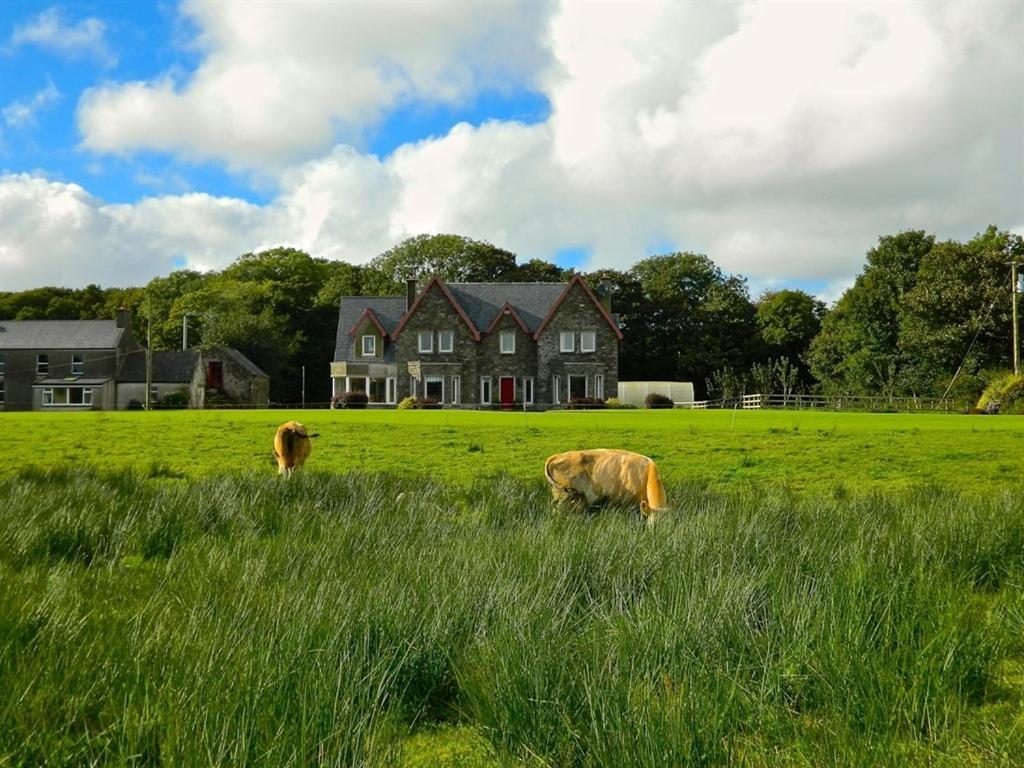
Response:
[77,0,553,169]
[5,0,1022,293]
[9,7,115,67]
[3,78,62,128]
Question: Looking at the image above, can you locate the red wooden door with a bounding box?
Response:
[500,377,515,409]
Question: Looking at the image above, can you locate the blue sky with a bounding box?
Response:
[1,1,1020,293]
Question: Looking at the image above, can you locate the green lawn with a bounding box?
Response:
[2,408,1022,494]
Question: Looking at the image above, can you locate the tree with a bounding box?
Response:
[755,289,825,383]
[370,234,518,282]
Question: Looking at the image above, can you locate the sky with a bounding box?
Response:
[0,0,1021,300]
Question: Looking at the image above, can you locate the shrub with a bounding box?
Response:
[332,391,369,409]
[603,397,636,409]
[418,397,441,410]
[977,373,1024,414]
[397,396,418,410]
[644,393,673,409]
[126,399,144,411]
[161,389,190,408]
[396,396,439,410]
[569,396,605,410]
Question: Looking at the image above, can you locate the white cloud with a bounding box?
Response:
[5,0,1022,294]
[9,7,115,67]
[2,78,62,128]
[76,0,553,170]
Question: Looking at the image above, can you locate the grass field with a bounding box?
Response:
[1,409,1023,765]
[3,408,1024,493]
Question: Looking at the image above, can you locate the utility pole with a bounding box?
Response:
[301,365,306,409]
[145,296,153,411]
[182,313,188,351]
[1012,261,1020,376]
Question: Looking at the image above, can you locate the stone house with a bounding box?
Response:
[116,347,270,408]
[0,309,141,411]
[0,310,269,411]
[331,275,621,407]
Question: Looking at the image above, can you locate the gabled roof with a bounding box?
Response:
[214,347,269,379]
[481,302,532,336]
[334,296,408,362]
[348,307,389,339]
[0,319,125,350]
[392,276,481,341]
[118,350,198,383]
[532,275,624,340]
[446,283,566,334]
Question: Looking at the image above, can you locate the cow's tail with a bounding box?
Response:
[644,460,668,515]
[543,455,558,487]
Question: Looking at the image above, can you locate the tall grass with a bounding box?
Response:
[1,469,1021,766]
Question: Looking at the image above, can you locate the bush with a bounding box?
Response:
[161,389,190,408]
[568,396,605,410]
[977,373,1024,415]
[126,399,143,411]
[644,393,673,409]
[604,397,637,409]
[332,391,369,410]
[396,396,439,410]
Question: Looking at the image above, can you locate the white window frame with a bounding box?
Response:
[425,375,445,403]
[559,331,574,353]
[386,377,396,404]
[72,354,84,375]
[149,384,159,404]
[83,388,93,406]
[409,377,418,397]
[361,335,376,357]
[595,374,604,400]
[37,354,48,375]
[418,331,434,354]
[580,330,596,353]
[480,376,492,405]
[500,330,516,354]
[552,375,561,405]
[438,330,454,353]
[0,352,5,374]
[523,377,534,405]
[452,375,460,405]
[42,387,54,405]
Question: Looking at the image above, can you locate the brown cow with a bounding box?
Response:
[273,421,318,476]
[544,449,668,524]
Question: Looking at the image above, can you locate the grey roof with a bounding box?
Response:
[34,377,111,386]
[446,282,567,333]
[0,320,125,350]
[118,350,198,383]
[334,296,408,362]
[215,347,269,379]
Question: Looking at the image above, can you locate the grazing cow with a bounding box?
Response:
[544,449,668,524]
[273,421,318,476]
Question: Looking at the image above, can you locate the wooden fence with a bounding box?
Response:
[684,393,958,413]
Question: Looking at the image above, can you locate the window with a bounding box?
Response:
[569,375,587,400]
[42,388,54,405]
[361,335,376,357]
[206,360,224,388]
[500,330,515,354]
[80,388,93,406]
[595,374,604,400]
[480,376,492,405]
[438,330,454,353]
[150,385,159,404]
[559,331,574,353]
[451,375,460,405]
[425,376,444,402]
[418,331,433,353]
[37,354,48,375]
[523,377,534,405]
[580,331,596,353]
[72,354,84,375]
[0,352,5,374]
[41,386,92,407]
[409,377,418,397]
[386,378,396,404]
[552,376,561,405]
[0,380,5,405]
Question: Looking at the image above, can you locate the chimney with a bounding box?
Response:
[406,278,418,311]
[115,307,132,329]
[598,279,612,313]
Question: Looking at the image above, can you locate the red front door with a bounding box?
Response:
[500,377,515,409]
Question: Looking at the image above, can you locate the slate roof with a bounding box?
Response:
[334,296,408,362]
[217,347,269,378]
[446,283,567,334]
[0,320,125,350]
[118,350,198,383]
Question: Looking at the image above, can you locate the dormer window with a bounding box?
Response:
[580,331,596,353]
[438,330,454,353]
[500,330,515,354]
[361,335,376,357]
[418,331,433,354]
[559,332,574,353]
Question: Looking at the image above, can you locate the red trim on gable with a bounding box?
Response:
[482,303,531,337]
[532,275,624,340]
[348,308,389,339]
[391,276,481,341]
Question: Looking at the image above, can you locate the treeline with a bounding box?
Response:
[2,227,1019,403]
